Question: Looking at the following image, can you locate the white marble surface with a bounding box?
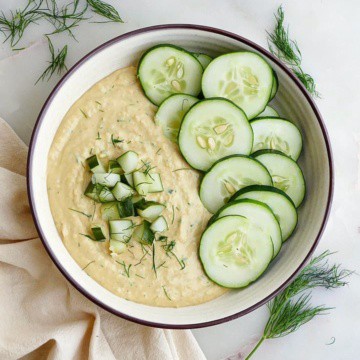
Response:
[1,0,360,359]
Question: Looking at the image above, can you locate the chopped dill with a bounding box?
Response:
[69,208,91,218]
[162,286,172,301]
[152,242,157,277]
[172,168,192,172]
[171,205,175,224]
[116,260,131,278]
[135,273,145,279]
[156,261,167,269]
[35,36,68,84]
[156,148,162,155]
[162,240,186,270]
[82,260,95,270]
[96,132,101,140]
[80,109,88,118]
[111,134,124,146]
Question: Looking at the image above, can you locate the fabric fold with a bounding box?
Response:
[0,117,205,360]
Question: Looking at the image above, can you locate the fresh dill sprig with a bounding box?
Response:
[87,0,123,23]
[245,251,352,359]
[267,6,320,98]
[36,36,68,84]
[0,0,43,47]
[39,0,89,40]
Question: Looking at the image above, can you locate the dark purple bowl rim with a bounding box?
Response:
[27,24,334,330]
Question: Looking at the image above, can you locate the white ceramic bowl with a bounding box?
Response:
[27,24,333,329]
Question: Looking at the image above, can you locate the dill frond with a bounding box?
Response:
[87,0,123,23]
[267,6,320,98]
[36,36,68,83]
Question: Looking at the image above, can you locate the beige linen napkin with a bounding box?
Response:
[0,118,206,360]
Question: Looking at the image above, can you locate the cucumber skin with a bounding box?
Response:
[137,44,203,106]
[270,70,279,100]
[201,51,274,119]
[252,149,306,208]
[199,215,273,289]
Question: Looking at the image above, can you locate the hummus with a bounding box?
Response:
[47,66,227,307]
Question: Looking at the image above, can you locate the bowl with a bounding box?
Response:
[27,24,333,329]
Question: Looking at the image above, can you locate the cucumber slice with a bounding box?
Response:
[133,220,155,245]
[147,173,164,193]
[199,215,273,288]
[202,52,273,119]
[117,197,135,218]
[101,202,120,221]
[98,186,116,203]
[213,199,282,258]
[150,216,168,233]
[92,173,121,187]
[257,105,279,118]
[121,173,134,188]
[178,98,253,171]
[86,155,105,174]
[84,182,102,202]
[91,226,106,241]
[231,185,297,241]
[109,219,134,242]
[270,71,278,100]
[133,171,152,195]
[108,160,122,174]
[112,181,135,201]
[155,94,198,142]
[251,118,303,160]
[253,150,306,207]
[117,151,138,174]
[138,44,203,105]
[200,155,273,213]
[109,239,127,254]
[136,201,165,222]
[193,53,212,69]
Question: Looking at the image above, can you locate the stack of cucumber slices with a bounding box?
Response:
[84,151,168,255]
[138,44,306,289]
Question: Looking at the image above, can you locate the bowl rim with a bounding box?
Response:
[27,24,334,329]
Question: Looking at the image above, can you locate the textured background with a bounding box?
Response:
[0,0,359,359]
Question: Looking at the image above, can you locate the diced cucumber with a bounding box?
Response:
[132,195,145,206]
[199,215,273,288]
[257,105,279,118]
[178,98,253,171]
[98,186,116,203]
[213,199,281,258]
[136,201,165,222]
[133,171,152,195]
[150,216,168,233]
[231,185,297,241]
[86,155,105,173]
[138,44,203,105]
[270,70,278,100]
[121,173,134,188]
[202,52,273,119]
[147,173,164,193]
[92,173,121,187]
[200,155,273,213]
[117,197,135,218]
[109,219,134,242]
[91,226,106,241]
[251,118,303,160]
[155,93,198,142]
[133,220,155,245]
[253,150,306,207]
[109,239,127,254]
[108,160,123,174]
[84,182,102,202]
[117,151,139,174]
[112,181,135,201]
[193,53,212,69]
[101,202,120,221]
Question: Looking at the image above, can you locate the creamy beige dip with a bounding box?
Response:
[47,66,227,307]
